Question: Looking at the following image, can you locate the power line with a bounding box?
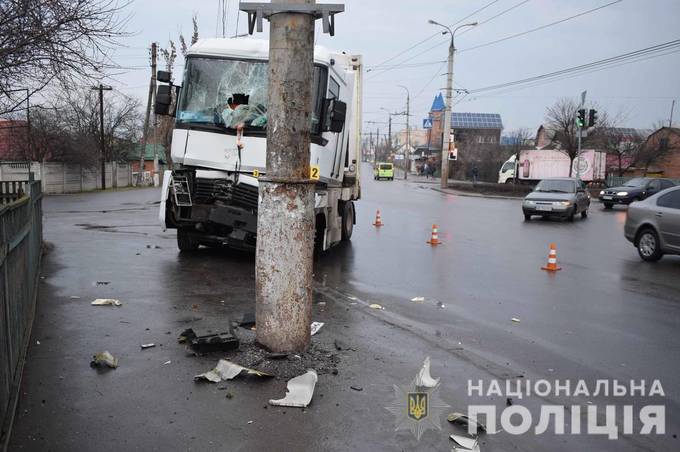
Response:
[457,0,532,38]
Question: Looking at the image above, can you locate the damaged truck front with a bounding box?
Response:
[155,38,362,252]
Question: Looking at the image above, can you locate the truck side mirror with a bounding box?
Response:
[155,85,172,116]
[323,99,346,133]
[157,71,171,83]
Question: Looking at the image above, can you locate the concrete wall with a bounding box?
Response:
[0,162,137,194]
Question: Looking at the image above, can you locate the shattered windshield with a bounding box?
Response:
[177,57,326,133]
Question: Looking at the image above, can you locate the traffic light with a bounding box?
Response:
[576,109,586,128]
[588,109,598,127]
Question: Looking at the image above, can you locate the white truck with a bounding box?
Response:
[498,149,606,184]
[154,38,362,252]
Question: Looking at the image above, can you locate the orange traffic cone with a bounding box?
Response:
[541,243,561,272]
[426,224,442,245]
[373,209,384,227]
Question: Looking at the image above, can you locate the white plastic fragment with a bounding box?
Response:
[411,297,425,303]
[91,298,122,307]
[511,317,521,323]
[70,296,81,299]
[369,303,384,310]
[347,296,358,301]
[310,322,324,336]
[194,359,271,383]
[141,343,156,350]
[269,370,318,408]
[450,434,479,450]
[416,356,439,388]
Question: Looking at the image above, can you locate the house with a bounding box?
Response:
[635,127,680,178]
[129,143,167,174]
[0,120,28,160]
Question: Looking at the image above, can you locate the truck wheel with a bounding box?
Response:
[341,201,354,241]
[177,229,200,252]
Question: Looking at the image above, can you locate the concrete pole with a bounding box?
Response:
[255,0,317,352]
[440,39,454,189]
[138,42,157,185]
[405,91,410,179]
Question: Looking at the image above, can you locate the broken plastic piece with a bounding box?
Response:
[91,298,122,307]
[447,412,487,432]
[310,322,324,336]
[450,434,479,451]
[511,317,521,323]
[90,351,118,369]
[269,370,318,408]
[141,343,156,350]
[177,328,197,344]
[189,332,239,354]
[369,303,384,310]
[411,296,425,302]
[416,356,439,388]
[194,359,272,383]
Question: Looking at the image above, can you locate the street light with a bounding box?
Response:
[397,85,410,180]
[428,19,477,188]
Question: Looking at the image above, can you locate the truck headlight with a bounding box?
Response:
[617,191,628,196]
[349,164,356,172]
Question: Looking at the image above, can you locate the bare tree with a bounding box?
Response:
[0,0,131,115]
[637,123,676,173]
[506,128,533,183]
[179,15,200,58]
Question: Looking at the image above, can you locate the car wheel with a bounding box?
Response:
[636,228,663,262]
[523,213,531,221]
[567,207,576,222]
[581,209,588,218]
[603,202,613,209]
[177,228,200,252]
[341,201,354,241]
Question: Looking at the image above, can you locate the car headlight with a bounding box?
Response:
[524,200,534,205]
[616,191,628,196]
[599,190,605,195]
[559,201,573,206]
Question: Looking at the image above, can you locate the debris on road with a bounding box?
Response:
[310,322,324,336]
[350,385,363,391]
[450,434,479,451]
[416,356,439,388]
[95,281,110,286]
[188,332,239,354]
[410,296,425,303]
[69,296,80,299]
[269,370,318,408]
[511,317,521,323]
[436,301,446,309]
[163,360,172,365]
[238,312,256,328]
[347,296,358,301]
[194,359,272,383]
[91,298,122,307]
[141,343,156,350]
[447,412,487,433]
[177,328,197,343]
[369,303,384,310]
[90,351,118,369]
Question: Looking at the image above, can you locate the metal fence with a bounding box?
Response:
[0,181,42,445]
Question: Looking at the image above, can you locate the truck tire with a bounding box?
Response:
[341,201,354,241]
[177,228,200,252]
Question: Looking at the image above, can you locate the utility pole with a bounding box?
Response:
[241,0,344,352]
[398,85,410,180]
[91,84,113,190]
[428,20,477,189]
[139,42,157,186]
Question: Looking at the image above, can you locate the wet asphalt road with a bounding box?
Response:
[9,165,680,451]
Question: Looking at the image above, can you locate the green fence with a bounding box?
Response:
[0,181,43,446]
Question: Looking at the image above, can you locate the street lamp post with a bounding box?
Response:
[397,85,410,180]
[428,19,477,189]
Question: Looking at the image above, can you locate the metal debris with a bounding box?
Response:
[194,359,272,383]
[90,351,118,369]
[269,370,318,408]
[447,412,487,433]
[91,298,122,307]
[450,434,479,451]
[141,343,156,350]
[369,303,384,310]
[310,322,324,336]
[189,332,239,354]
[416,356,439,388]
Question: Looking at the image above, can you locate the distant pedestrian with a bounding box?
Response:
[424,163,430,179]
[472,166,479,185]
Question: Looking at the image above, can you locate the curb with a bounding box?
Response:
[430,186,523,200]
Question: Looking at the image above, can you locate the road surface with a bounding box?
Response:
[9,166,679,451]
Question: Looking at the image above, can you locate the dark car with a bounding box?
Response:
[600,177,676,209]
[522,177,590,222]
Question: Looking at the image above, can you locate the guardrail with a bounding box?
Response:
[0,181,43,447]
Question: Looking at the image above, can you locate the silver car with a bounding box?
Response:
[624,185,680,261]
[522,178,590,222]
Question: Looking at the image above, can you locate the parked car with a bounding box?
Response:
[624,185,680,261]
[522,177,590,221]
[374,162,394,180]
[600,177,676,209]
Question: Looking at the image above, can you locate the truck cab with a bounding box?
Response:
[498,155,516,184]
[156,38,362,252]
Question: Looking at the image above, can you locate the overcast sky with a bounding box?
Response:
[113,0,680,135]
